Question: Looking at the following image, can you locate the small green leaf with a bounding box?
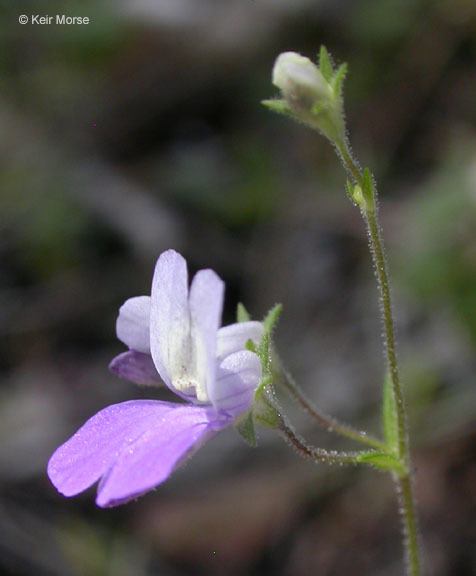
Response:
[319,45,334,82]
[236,302,250,323]
[261,99,293,115]
[382,372,399,452]
[356,450,407,476]
[361,167,375,210]
[263,303,282,334]
[331,62,348,96]
[348,183,366,209]
[235,410,257,447]
[346,179,354,197]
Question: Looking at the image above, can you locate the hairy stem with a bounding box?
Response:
[365,209,407,459]
[277,368,387,450]
[397,475,421,576]
[336,139,421,575]
[278,416,359,464]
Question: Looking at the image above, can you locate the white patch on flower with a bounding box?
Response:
[168,320,209,402]
[190,327,208,402]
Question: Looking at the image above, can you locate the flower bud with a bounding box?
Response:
[267,49,347,144]
[272,52,329,114]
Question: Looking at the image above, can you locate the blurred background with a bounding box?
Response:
[1,0,475,574]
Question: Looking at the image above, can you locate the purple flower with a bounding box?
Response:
[47,250,263,507]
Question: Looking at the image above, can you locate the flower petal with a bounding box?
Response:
[109,351,163,387]
[96,404,226,507]
[116,296,151,354]
[189,269,224,402]
[48,401,170,498]
[47,400,224,505]
[216,321,264,359]
[150,250,189,388]
[212,350,262,416]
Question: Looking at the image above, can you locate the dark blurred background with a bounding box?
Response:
[1,1,475,575]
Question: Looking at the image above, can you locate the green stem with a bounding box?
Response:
[278,368,388,450]
[336,139,421,576]
[336,141,361,183]
[337,140,408,457]
[366,209,407,459]
[397,475,421,576]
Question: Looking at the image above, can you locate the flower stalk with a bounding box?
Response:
[278,417,360,464]
[276,367,388,451]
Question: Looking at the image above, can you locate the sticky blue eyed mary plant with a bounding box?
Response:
[47,47,421,575]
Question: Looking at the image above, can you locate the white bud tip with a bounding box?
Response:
[272,52,328,110]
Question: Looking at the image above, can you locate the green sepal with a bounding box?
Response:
[235,303,283,442]
[254,373,273,396]
[331,62,348,97]
[257,332,270,373]
[355,450,407,476]
[235,410,257,447]
[245,338,257,354]
[261,99,293,115]
[382,372,399,453]
[310,101,328,117]
[263,303,282,334]
[257,304,282,374]
[253,376,281,428]
[249,303,281,373]
[236,302,251,323]
[318,45,334,82]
